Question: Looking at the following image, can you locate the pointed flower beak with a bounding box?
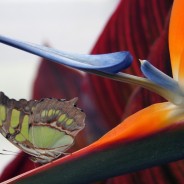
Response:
[94,102,184,146]
[0,35,133,74]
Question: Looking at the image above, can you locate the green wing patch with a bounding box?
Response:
[0,92,85,163]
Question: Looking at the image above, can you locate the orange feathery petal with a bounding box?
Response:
[169,0,184,80]
[178,50,184,90]
[94,102,184,146]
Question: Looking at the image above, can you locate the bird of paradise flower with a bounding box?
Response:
[0,0,184,183]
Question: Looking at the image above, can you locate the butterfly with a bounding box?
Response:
[0,92,85,164]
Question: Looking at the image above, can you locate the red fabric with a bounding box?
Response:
[33,60,84,100]
[0,152,37,181]
[87,0,173,128]
[3,0,184,183]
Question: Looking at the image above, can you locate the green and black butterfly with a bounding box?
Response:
[0,92,85,164]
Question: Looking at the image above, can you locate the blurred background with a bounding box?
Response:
[0,0,120,174]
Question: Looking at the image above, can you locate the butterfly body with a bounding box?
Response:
[0,92,85,163]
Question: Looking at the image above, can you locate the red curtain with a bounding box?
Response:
[3,0,184,183]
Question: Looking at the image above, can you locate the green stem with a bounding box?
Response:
[86,70,184,105]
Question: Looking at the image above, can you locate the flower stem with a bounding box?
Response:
[85,70,184,106]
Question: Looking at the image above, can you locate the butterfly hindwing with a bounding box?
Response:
[0,92,85,163]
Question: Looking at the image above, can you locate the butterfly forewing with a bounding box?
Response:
[0,92,85,163]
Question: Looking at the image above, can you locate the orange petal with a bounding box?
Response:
[94,102,184,146]
[169,0,184,80]
[178,49,184,90]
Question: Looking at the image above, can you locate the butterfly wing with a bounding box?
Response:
[28,97,85,163]
[0,92,85,163]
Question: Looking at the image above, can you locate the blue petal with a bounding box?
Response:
[140,60,183,94]
[0,35,133,74]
